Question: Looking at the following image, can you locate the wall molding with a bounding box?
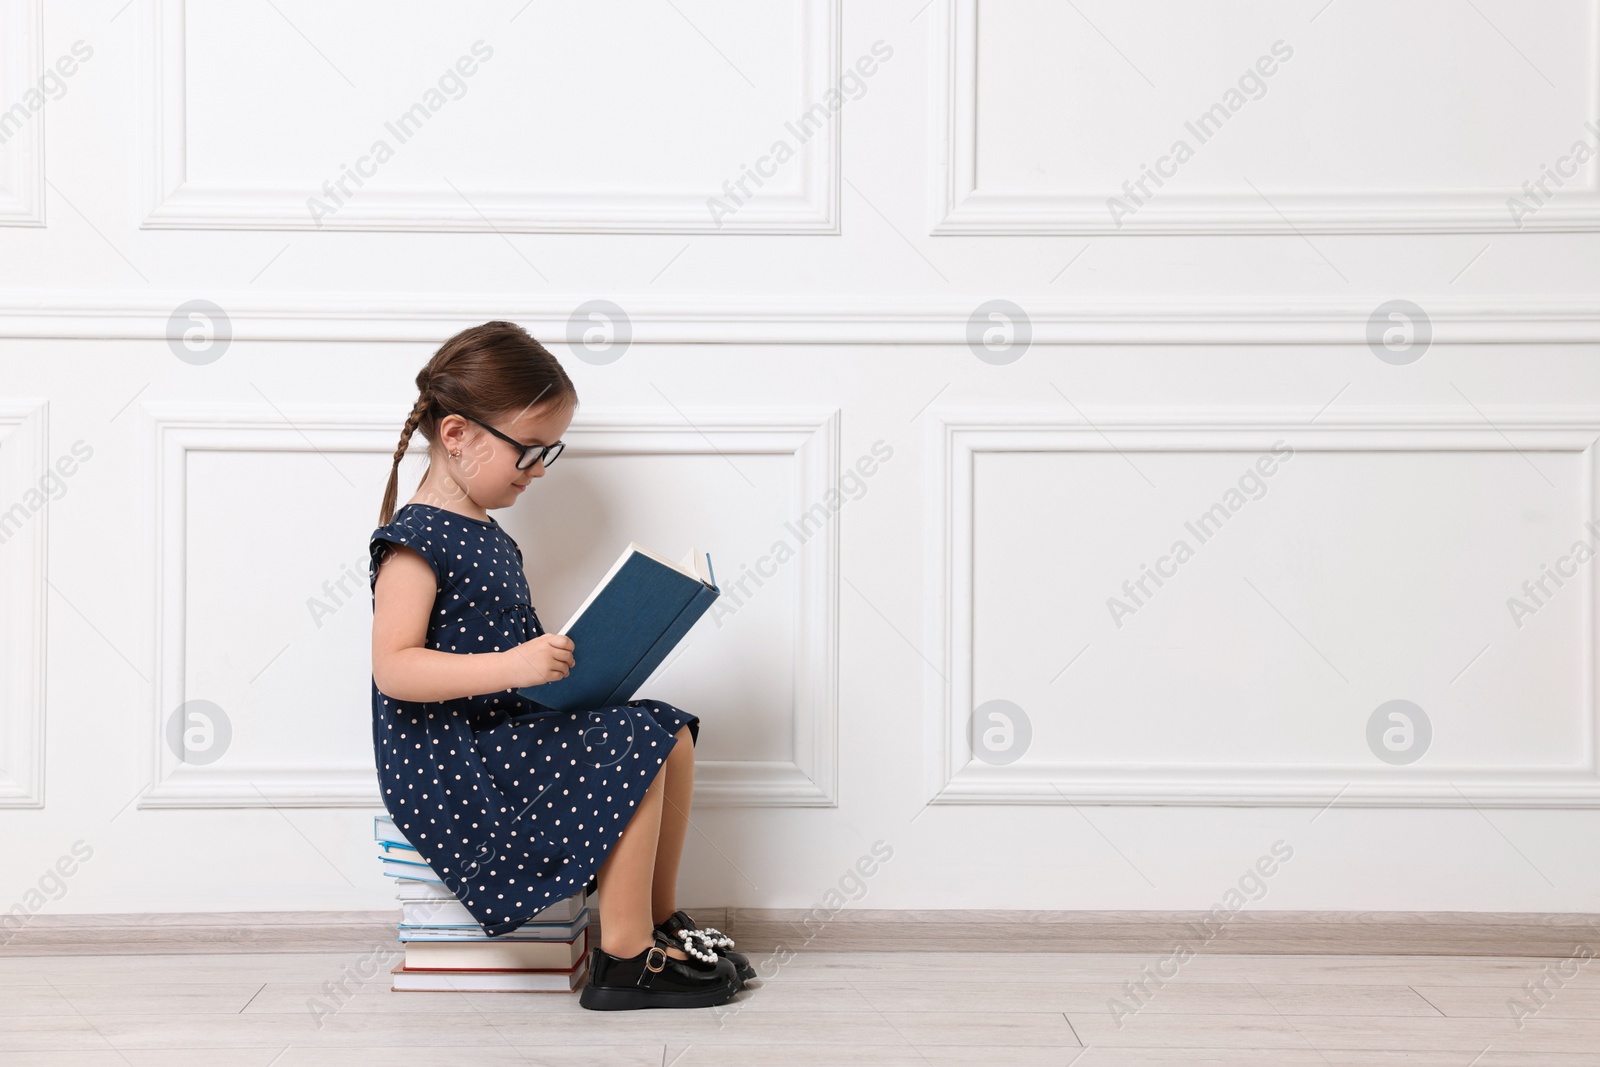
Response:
[137,402,838,809]
[141,0,839,233]
[923,406,1600,808]
[929,0,1600,234]
[0,400,49,807]
[5,291,1600,344]
[0,0,46,226]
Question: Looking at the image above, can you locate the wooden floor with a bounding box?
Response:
[3,948,1600,1065]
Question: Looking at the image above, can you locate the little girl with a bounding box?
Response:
[367,321,754,1010]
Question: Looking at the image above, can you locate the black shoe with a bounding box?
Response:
[655,909,756,985]
[578,929,740,1010]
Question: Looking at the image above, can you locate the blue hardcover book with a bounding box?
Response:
[517,542,719,714]
[374,813,416,850]
[382,857,444,884]
[377,840,420,862]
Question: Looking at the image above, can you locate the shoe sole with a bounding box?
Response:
[578,979,739,1011]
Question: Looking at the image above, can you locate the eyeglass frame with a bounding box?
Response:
[450,412,566,471]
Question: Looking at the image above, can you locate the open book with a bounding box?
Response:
[517,542,720,714]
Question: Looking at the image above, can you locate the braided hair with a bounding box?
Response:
[379,321,576,525]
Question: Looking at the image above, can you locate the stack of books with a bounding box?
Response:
[375,813,592,992]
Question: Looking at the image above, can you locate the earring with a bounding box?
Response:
[450,449,461,457]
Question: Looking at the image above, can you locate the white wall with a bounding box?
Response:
[3,0,1600,922]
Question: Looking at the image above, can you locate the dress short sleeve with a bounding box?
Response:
[369,508,444,595]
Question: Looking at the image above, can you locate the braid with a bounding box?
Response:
[379,391,433,525]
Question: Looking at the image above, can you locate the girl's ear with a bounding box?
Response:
[437,413,468,454]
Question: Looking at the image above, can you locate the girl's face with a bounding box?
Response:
[437,401,574,513]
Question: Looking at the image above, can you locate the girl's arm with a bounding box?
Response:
[372,543,532,702]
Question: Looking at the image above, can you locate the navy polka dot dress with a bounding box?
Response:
[368,502,700,938]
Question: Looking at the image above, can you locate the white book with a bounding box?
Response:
[397,886,586,926]
[401,909,588,942]
[390,956,588,993]
[404,929,587,971]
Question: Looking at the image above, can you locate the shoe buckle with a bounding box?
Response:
[644,945,668,973]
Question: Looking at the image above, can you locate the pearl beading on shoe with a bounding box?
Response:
[673,926,735,964]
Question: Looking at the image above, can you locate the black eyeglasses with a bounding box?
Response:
[453,413,565,471]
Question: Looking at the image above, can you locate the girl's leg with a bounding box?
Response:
[651,724,696,924]
[593,764,689,960]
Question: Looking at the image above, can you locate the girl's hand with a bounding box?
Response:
[503,634,575,688]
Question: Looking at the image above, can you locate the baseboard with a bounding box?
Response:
[724,909,1600,958]
[4,909,1599,957]
[0,910,408,956]
[0,908,723,957]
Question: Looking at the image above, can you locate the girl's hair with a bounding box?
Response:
[379,320,577,525]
